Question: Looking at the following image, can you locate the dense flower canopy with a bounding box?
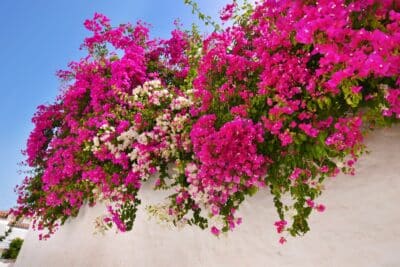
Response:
[13,0,400,242]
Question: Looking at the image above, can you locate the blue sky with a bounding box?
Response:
[0,0,229,210]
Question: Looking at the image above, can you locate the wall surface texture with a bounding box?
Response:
[15,127,400,267]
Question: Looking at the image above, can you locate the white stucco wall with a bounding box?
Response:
[15,127,400,267]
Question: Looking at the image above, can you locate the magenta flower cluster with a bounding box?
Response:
[13,0,400,242]
[188,116,267,230]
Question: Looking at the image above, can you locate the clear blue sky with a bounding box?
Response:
[0,0,228,210]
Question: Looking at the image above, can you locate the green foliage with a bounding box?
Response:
[0,227,12,242]
[1,238,24,260]
[183,0,221,31]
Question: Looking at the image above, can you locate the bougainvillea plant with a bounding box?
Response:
[12,0,400,243]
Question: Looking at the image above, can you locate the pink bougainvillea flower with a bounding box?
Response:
[316,204,326,213]
[211,226,220,236]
